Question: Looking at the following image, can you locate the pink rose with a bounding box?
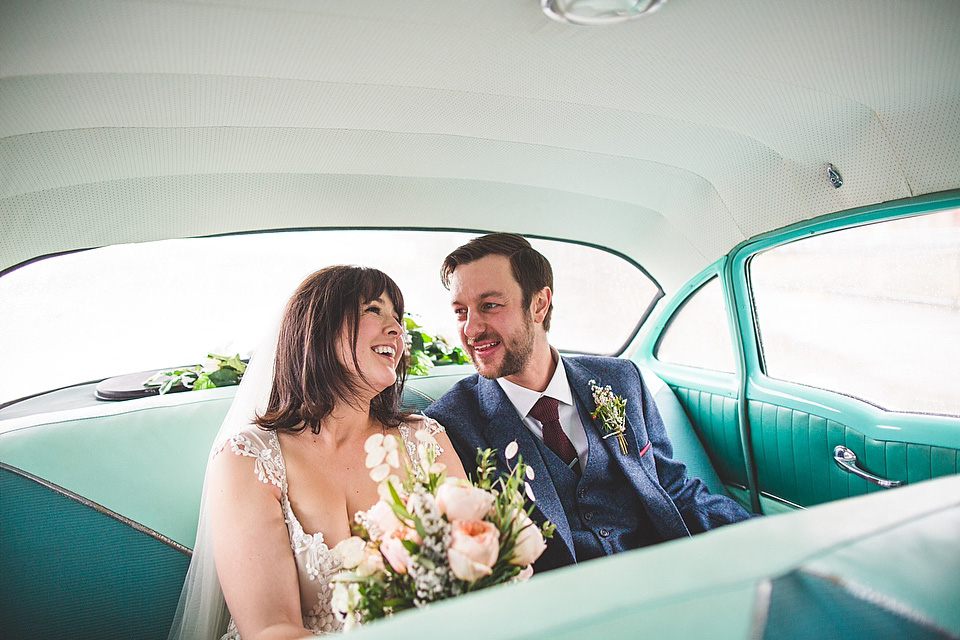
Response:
[379,527,420,575]
[366,500,403,540]
[447,520,500,582]
[436,481,495,522]
[509,512,547,566]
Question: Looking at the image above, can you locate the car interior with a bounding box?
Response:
[1,1,958,639]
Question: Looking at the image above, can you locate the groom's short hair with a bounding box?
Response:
[441,233,554,332]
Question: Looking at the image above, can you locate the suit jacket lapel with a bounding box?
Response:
[565,358,690,540]
[477,377,575,558]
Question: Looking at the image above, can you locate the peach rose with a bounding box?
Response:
[509,513,547,566]
[436,481,495,522]
[379,527,420,574]
[365,499,403,540]
[515,565,534,582]
[447,520,500,582]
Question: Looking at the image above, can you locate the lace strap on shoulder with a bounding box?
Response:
[224,431,285,489]
[418,414,446,437]
[398,414,446,468]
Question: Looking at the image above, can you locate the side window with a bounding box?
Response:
[655,277,736,373]
[749,209,960,416]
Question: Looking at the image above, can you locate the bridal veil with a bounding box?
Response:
[167,314,281,640]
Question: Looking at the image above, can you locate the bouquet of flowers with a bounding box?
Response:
[331,430,554,629]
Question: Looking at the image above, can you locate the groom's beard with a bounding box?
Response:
[472,311,536,380]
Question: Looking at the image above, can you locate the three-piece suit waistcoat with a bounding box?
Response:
[532,415,663,561]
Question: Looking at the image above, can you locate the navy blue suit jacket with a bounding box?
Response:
[425,355,753,571]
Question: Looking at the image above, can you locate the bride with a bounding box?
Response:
[168,265,466,640]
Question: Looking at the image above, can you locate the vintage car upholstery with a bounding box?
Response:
[0,367,725,639]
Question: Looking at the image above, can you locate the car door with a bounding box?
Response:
[641,193,960,514]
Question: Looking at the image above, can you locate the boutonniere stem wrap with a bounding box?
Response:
[588,380,628,455]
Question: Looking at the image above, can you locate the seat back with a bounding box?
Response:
[0,363,728,640]
[0,464,190,640]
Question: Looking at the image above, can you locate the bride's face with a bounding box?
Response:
[338,293,405,394]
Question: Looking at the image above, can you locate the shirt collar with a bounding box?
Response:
[497,349,574,418]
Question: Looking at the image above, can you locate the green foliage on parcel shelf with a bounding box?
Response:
[144,353,248,395]
[142,314,467,393]
[404,314,469,376]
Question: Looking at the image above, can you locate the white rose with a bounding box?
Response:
[332,536,366,569]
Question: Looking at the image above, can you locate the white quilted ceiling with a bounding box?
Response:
[2,0,959,292]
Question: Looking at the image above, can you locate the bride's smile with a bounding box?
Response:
[338,295,405,394]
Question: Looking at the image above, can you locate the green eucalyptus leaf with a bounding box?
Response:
[407,350,432,376]
[159,377,176,395]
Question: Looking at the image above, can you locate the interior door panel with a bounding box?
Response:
[748,400,960,507]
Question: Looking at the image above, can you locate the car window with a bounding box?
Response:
[749,209,960,416]
[654,276,736,374]
[0,230,658,405]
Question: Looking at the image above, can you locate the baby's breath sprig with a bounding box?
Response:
[588,379,628,455]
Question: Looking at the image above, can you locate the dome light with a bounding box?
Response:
[541,0,669,26]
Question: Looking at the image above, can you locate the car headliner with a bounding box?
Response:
[2,0,959,295]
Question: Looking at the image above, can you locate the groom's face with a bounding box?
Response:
[449,254,536,380]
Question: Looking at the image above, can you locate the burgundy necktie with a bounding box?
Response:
[529,395,578,469]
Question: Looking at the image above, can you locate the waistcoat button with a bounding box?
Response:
[599,528,610,538]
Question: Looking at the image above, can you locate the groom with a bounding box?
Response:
[424,233,753,572]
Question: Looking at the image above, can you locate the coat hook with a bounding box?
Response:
[827,164,843,188]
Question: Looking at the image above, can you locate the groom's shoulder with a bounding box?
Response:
[565,354,637,376]
[424,373,483,415]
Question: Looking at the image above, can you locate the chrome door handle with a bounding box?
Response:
[833,445,902,488]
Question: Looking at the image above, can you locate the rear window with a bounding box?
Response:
[0,230,659,405]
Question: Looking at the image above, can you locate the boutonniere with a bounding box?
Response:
[588,379,628,455]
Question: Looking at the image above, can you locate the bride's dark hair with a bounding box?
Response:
[255,265,407,434]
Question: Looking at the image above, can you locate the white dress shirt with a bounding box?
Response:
[497,353,588,472]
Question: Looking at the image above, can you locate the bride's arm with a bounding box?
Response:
[207,447,309,640]
[435,427,468,480]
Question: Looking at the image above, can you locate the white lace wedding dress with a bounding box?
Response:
[217,418,444,639]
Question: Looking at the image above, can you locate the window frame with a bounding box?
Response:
[638,260,740,397]
[728,192,960,449]
[652,273,738,376]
